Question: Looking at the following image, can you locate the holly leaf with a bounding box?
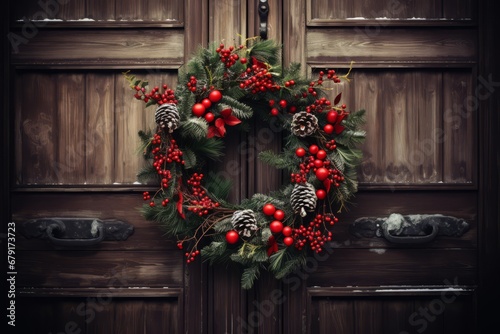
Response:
[334,92,342,105]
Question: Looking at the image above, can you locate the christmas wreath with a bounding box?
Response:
[125,37,365,289]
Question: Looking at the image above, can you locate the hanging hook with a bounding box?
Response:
[258,0,269,40]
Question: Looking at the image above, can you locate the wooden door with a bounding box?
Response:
[4,1,499,334]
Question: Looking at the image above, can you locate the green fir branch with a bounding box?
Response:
[179,117,209,140]
[241,264,261,290]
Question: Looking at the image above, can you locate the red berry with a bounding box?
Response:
[192,103,206,117]
[204,112,215,123]
[240,57,247,64]
[263,203,276,216]
[296,147,306,157]
[326,110,338,124]
[201,98,212,109]
[273,210,285,221]
[309,145,319,155]
[225,230,240,244]
[209,90,222,103]
[316,150,327,160]
[282,226,293,237]
[270,108,279,116]
[316,189,327,200]
[279,100,287,108]
[315,167,329,181]
[283,236,294,246]
[314,159,324,168]
[270,220,284,234]
[324,124,334,134]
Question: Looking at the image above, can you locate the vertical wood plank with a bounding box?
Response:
[114,299,146,334]
[413,298,445,334]
[88,299,116,333]
[144,299,181,333]
[114,72,174,184]
[443,0,473,19]
[382,298,415,334]
[87,0,116,21]
[355,299,384,334]
[86,73,115,184]
[383,71,413,183]
[209,0,246,44]
[209,264,246,334]
[414,71,442,183]
[116,0,144,21]
[284,0,306,72]
[355,71,383,183]
[442,70,474,183]
[319,298,354,333]
[57,0,86,20]
[56,73,86,183]
[17,298,86,334]
[185,0,209,59]
[443,295,474,334]
[16,72,58,184]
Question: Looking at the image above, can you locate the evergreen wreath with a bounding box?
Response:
[125,37,365,289]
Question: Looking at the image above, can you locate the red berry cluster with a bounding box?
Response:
[239,63,279,94]
[305,96,332,113]
[325,139,337,150]
[316,69,340,85]
[263,204,294,252]
[306,69,342,98]
[291,144,344,199]
[292,214,335,253]
[186,76,198,93]
[186,173,220,217]
[134,84,177,105]
[184,249,201,264]
[145,136,185,207]
[216,43,243,68]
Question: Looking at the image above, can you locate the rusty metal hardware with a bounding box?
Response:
[258,0,269,40]
[20,217,134,247]
[349,213,469,244]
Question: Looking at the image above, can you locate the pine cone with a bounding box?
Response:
[155,103,180,133]
[231,209,258,238]
[290,182,317,217]
[291,111,318,137]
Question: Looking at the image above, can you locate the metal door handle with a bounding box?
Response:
[381,221,439,244]
[21,217,134,247]
[258,0,269,40]
[46,219,105,246]
[350,213,469,245]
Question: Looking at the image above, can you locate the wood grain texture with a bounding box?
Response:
[11,29,184,67]
[307,248,476,287]
[85,73,115,184]
[11,0,184,22]
[209,0,246,44]
[307,295,475,334]
[17,250,184,288]
[328,69,474,185]
[15,72,58,184]
[15,71,177,185]
[308,0,473,20]
[283,0,306,72]
[56,73,86,183]
[306,28,476,64]
[442,70,476,183]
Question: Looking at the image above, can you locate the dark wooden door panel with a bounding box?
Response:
[309,295,474,334]
[17,295,181,334]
